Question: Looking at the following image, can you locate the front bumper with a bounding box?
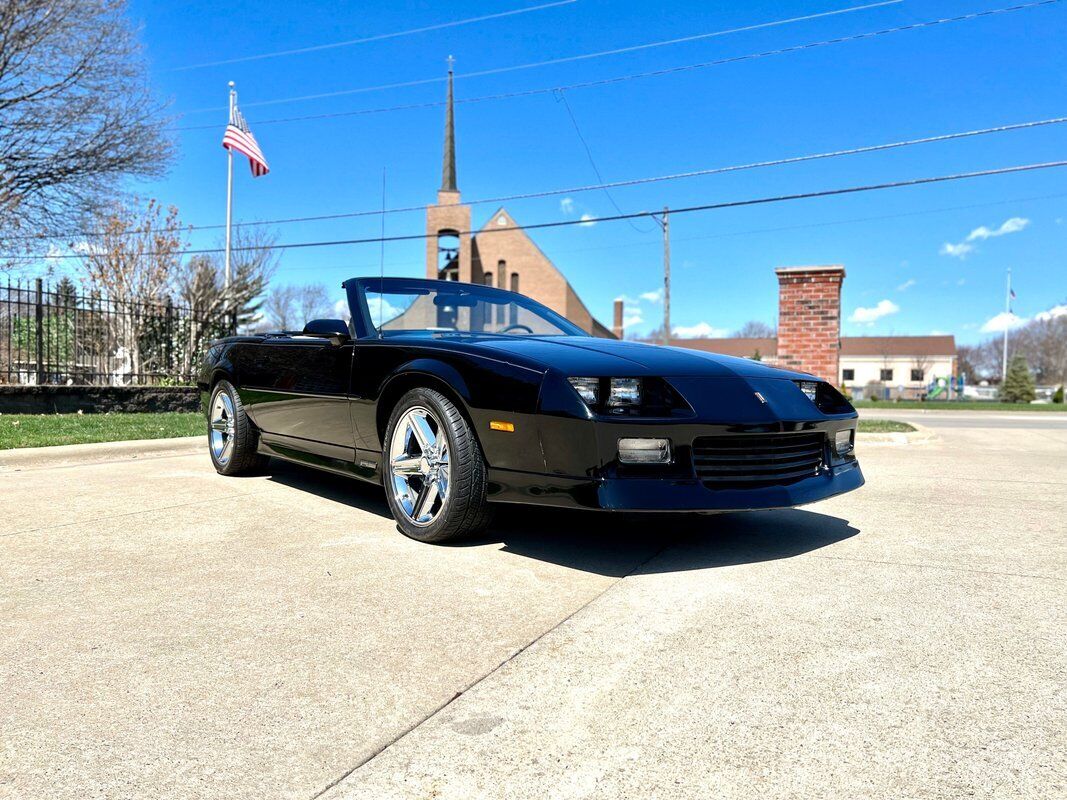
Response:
[487,459,864,512]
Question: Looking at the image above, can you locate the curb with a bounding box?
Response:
[0,436,204,472]
[857,422,935,446]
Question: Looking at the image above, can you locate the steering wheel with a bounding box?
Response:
[498,323,534,335]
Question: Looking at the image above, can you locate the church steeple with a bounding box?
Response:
[441,56,457,193]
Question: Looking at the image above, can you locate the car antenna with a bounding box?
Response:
[378,166,386,340]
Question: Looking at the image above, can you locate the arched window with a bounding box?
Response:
[510,273,520,325]
[436,230,460,280]
[483,273,493,287]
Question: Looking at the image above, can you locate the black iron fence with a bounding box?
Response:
[1,279,236,386]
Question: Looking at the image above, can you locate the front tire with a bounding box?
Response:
[383,388,492,543]
[208,380,269,475]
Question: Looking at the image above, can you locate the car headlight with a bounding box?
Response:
[608,378,641,409]
[567,377,599,405]
[568,378,644,412]
[795,380,818,402]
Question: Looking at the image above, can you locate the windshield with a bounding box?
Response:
[351,279,584,338]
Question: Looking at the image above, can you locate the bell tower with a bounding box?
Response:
[426,57,473,282]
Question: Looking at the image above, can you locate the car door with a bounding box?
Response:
[233,337,356,460]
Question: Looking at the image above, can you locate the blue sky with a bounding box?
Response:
[124,0,1066,343]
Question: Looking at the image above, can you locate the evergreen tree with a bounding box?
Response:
[999,354,1036,403]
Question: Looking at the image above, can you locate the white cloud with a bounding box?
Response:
[941,217,1030,259]
[623,313,643,328]
[1034,304,1067,321]
[614,293,638,304]
[672,321,728,338]
[578,213,596,227]
[639,288,664,303]
[980,312,1027,333]
[560,197,575,214]
[364,295,403,325]
[967,217,1029,241]
[956,278,966,286]
[977,303,1066,333]
[896,279,916,292]
[332,299,352,322]
[848,299,900,324]
[929,329,948,336]
[940,242,974,259]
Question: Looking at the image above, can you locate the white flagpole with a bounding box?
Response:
[1001,267,1011,382]
[224,81,236,293]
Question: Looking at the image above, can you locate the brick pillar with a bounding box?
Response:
[612,299,624,340]
[775,265,845,384]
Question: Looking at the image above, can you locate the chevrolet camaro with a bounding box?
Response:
[198,277,864,542]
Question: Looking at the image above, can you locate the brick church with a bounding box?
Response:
[424,66,614,339]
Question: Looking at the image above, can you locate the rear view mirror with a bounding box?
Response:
[303,319,351,344]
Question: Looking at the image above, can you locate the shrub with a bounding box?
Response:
[999,355,1036,403]
[1054,384,1064,404]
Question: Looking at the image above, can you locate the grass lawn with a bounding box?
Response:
[857,419,916,433]
[0,412,204,450]
[853,400,1066,412]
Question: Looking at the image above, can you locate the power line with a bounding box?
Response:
[178,0,903,114]
[25,114,1060,243]
[169,0,580,72]
[554,90,657,233]
[20,160,1067,261]
[175,0,1057,120]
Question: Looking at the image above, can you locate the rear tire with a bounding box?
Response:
[208,380,269,476]
[383,388,492,543]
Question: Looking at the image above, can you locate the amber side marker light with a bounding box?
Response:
[489,421,515,432]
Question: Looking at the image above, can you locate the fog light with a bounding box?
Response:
[618,437,671,464]
[834,429,854,456]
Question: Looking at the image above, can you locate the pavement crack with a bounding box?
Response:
[307,533,683,800]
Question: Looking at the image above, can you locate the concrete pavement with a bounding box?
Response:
[860,406,1067,429]
[1,420,1064,799]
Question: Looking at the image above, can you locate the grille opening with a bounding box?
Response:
[692,431,825,489]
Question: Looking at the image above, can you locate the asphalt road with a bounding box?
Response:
[1,423,1064,799]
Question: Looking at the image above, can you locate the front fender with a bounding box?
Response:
[361,352,546,473]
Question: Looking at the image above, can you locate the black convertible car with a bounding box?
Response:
[199,277,863,542]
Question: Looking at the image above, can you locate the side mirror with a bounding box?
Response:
[302,319,351,345]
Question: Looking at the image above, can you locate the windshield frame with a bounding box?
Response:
[343,277,587,339]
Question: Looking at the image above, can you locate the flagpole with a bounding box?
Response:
[1001,267,1011,382]
[224,81,236,293]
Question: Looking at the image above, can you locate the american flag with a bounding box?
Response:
[222,103,269,177]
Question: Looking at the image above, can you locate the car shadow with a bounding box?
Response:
[472,505,860,577]
[262,460,859,578]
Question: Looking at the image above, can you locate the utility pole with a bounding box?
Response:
[1001,267,1012,382]
[662,206,670,346]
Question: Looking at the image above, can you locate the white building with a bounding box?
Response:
[838,336,957,400]
[646,334,958,400]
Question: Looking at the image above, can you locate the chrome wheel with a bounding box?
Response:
[209,389,236,466]
[388,406,451,527]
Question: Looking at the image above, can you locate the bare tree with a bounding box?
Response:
[262,285,300,331]
[0,0,173,260]
[263,283,330,331]
[79,198,184,378]
[911,354,932,384]
[733,320,775,338]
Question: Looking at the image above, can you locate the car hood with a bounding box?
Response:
[423,334,813,380]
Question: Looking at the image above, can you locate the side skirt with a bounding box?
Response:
[257,434,380,483]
